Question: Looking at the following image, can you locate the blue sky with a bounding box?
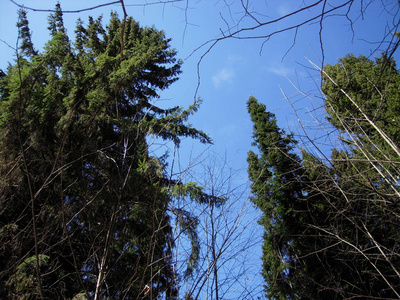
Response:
[2,1,399,161]
[1,1,399,298]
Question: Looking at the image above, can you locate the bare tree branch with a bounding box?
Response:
[9,0,120,13]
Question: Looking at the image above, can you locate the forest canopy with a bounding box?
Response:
[0,5,217,299]
[247,53,400,299]
[1,1,400,300]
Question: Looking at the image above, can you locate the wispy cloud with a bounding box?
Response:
[212,68,235,88]
[266,64,295,77]
[277,3,294,17]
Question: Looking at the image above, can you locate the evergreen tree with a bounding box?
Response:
[247,87,400,299]
[0,7,211,299]
[320,53,400,298]
[247,96,304,299]
[322,53,400,145]
[16,9,36,57]
[247,97,334,299]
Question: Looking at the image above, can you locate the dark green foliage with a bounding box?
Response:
[47,3,66,35]
[247,97,316,299]
[0,7,210,299]
[247,90,400,299]
[323,53,400,158]
[17,9,37,57]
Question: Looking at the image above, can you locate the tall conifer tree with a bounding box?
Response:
[248,54,400,299]
[0,7,211,299]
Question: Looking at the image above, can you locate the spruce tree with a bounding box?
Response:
[0,7,211,299]
[248,54,400,299]
[247,96,309,299]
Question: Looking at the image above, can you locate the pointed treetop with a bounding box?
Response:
[47,2,65,36]
[17,9,36,57]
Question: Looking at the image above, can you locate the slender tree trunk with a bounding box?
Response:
[210,203,219,300]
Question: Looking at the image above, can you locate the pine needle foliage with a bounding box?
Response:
[0,6,211,299]
[247,74,400,300]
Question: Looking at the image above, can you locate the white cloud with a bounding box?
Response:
[212,68,235,88]
[266,64,295,77]
[277,3,295,17]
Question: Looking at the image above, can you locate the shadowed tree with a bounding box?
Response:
[247,89,400,299]
[0,6,212,299]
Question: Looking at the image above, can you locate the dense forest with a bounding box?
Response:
[0,5,220,299]
[1,2,400,299]
[248,53,400,298]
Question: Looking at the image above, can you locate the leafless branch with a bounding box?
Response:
[9,0,120,13]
